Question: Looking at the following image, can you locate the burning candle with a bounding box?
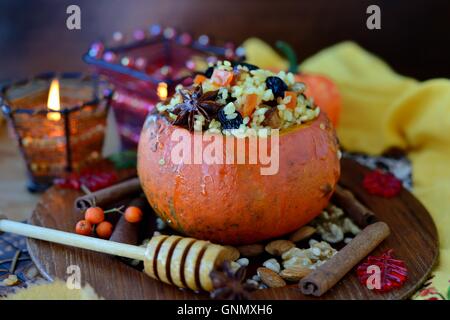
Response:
[0,73,113,192]
[157,82,168,101]
[47,79,61,121]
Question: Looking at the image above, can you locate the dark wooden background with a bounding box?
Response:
[0,0,449,82]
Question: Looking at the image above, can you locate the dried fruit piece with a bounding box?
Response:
[284,91,297,109]
[193,74,207,85]
[280,266,312,282]
[237,244,265,257]
[357,249,408,292]
[261,107,282,128]
[218,108,243,129]
[265,240,295,256]
[257,267,286,288]
[363,170,402,198]
[241,94,259,118]
[211,69,234,86]
[289,226,316,242]
[265,76,288,98]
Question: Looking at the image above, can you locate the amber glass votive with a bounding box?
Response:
[0,73,113,192]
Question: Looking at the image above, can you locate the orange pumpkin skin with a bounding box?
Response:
[295,74,342,127]
[138,112,340,245]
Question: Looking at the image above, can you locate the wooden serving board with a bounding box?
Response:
[27,159,438,300]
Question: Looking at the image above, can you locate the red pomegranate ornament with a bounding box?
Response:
[357,249,408,292]
[363,170,402,197]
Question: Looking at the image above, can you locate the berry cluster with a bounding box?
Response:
[75,205,143,238]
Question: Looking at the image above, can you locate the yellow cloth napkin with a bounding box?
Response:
[244,38,450,298]
[3,279,102,300]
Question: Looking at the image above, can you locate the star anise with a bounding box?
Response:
[171,85,222,131]
[209,261,257,300]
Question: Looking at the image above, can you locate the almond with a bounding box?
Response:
[237,244,264,257]
[289,226,316,242]
[279,266,312,282]
[257,267,286,288]
[265,240,295,256]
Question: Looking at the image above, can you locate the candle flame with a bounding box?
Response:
[47,79,61,121]
[157,82,168,101]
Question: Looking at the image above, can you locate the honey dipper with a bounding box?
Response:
[0,218,234,292]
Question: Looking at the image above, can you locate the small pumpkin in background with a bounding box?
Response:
[243,39,342,127]
[275,41,341,127]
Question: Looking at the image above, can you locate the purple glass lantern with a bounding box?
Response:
[83,25,244,149]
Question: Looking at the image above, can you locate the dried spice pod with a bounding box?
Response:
[200,244,237,291]
[257,267,286,288]
[299,222,390,296]
[332,185,376,227]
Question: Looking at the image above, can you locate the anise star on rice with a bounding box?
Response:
[171,85,222,131]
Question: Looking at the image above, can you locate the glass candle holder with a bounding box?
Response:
[0,73,113,192]
[84,25,244,149]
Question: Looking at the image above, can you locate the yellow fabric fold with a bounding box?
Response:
[244,39,450,296]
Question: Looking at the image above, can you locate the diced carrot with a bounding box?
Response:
[242,94,259,118]
[193,74,207,85]
[284,91,297,109]
[211,69,234,86]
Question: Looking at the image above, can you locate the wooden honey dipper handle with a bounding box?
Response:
[0,219,146,261]
[0,219,233,292]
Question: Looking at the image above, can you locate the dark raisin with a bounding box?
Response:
[231,61,259,71]
[265,76,288,98]
[204,66,214,78]
[225,96,237,104]
[218,109,243,129]
[264,100,278,108]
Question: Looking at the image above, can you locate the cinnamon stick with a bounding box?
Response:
[332,184,377,227]
[110,197,149,245]
[74,177,141,212]
[299,221,390,296]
